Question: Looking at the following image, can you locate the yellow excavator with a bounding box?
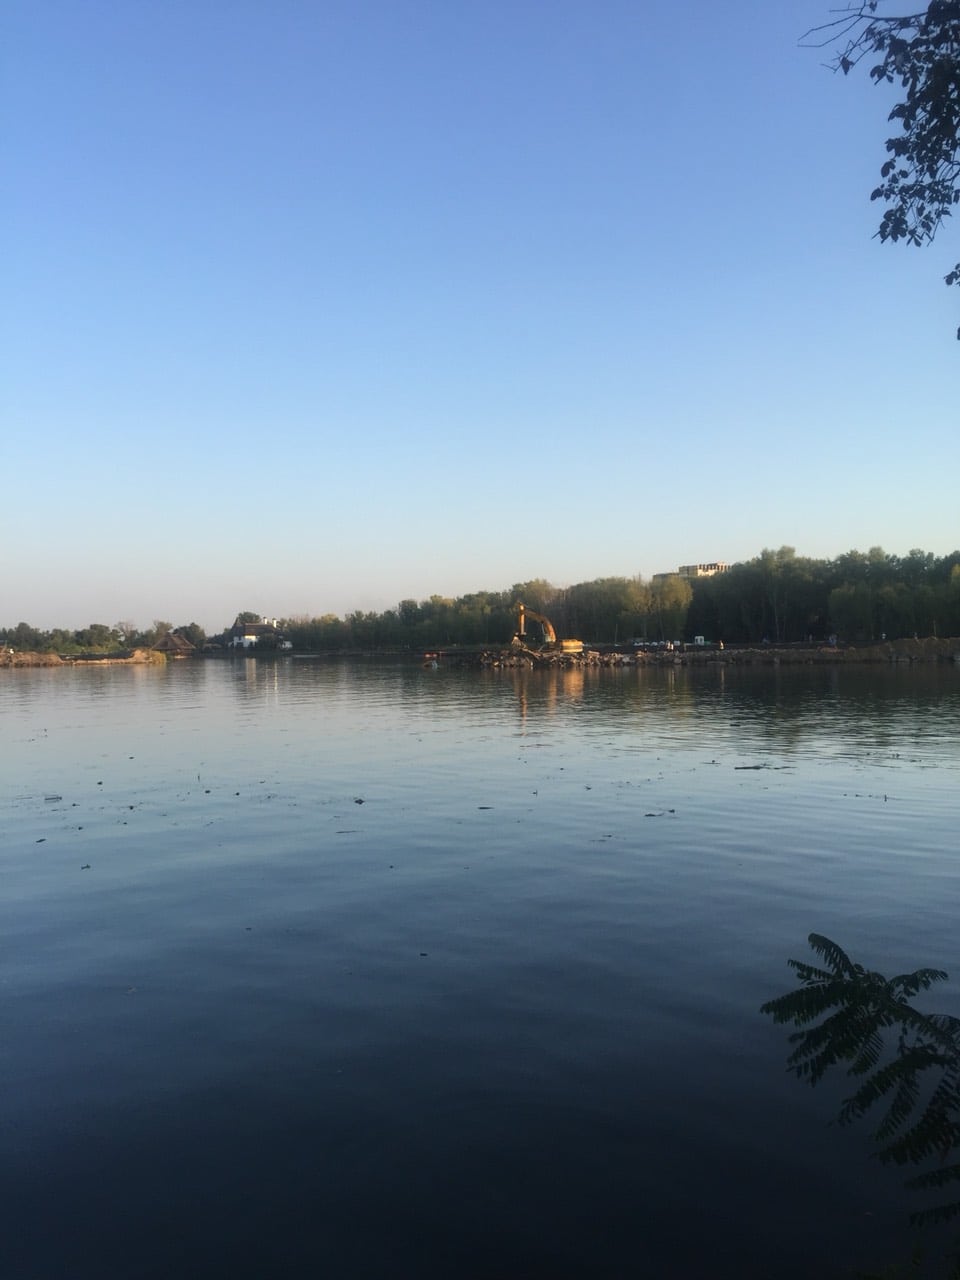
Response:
[511,602,583,655]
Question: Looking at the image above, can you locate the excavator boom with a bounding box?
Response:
[513,602,582,655]
[517,602,557,644]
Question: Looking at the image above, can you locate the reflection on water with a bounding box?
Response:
[1,660,958,1278]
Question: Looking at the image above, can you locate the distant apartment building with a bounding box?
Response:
[677,562,727,578]
[653,561,728,582]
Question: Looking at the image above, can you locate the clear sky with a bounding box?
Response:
[3,1,957,633]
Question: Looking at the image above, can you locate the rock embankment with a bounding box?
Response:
[475,636,960,668]
[704,637,959,665]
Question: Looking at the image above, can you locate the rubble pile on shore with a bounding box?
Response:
[0,651,65,667]
[472,637,960,669]
[0,648,166,668]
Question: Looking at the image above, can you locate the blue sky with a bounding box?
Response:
[3,1,957,632]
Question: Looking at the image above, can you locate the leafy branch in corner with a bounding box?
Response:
[802,3,960,333]
[762,933,960,1231]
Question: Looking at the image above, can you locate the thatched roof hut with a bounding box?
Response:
[152,631,196,657]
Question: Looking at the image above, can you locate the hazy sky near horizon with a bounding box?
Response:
[3,1,957,633]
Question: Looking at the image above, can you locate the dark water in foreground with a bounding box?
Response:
[2,659,959,1278]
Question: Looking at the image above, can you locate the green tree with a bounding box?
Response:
[716,560,768,643]
[764,934,960,1270]
[564,577,641,643]
[830,581,876,638]
[902,547,937,588]
[284,613,350,650]
[649,575,693,641]
[758,546,800,642]
[621,577,653,641]
[426,595,456,644]
[867,545,900,587]
[509,579,557,614]
[114,619,137,645]
[805,2,960,329]
[6,621,43,651]
[451,591,503,645]
[149,620,172,647]
[47,628,74,653]
[74,623,119,652]
[397,599,421,629]
[875,581,912,635]
[176,622,206,649]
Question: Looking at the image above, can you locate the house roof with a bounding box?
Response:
[153,632,196,654]
[229,622,280,637]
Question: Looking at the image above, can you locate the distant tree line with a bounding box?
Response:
[277,547,959,650]
[0,619,206,656]
[686,546,960,646]
[3,547,959,656]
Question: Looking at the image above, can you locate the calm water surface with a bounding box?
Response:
[2,659,959,1278]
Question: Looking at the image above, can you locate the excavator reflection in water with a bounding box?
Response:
[510,602,584,659]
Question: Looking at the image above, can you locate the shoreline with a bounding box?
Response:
[475,636,960,668]
[0,647,166,668]
[2,637,959,668]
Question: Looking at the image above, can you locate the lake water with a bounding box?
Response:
[2,658,959,1278]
